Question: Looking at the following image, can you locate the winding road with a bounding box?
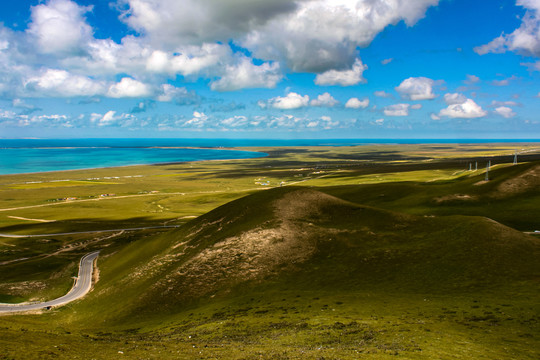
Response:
[0,251,100,314]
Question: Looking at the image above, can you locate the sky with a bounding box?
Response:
[0,0,539,139]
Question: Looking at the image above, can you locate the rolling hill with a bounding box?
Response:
[73,186,540,327]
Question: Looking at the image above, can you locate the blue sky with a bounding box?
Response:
[0,0,539,139]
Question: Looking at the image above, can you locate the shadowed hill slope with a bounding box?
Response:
[321,161,540,230]
[75,186,540,326]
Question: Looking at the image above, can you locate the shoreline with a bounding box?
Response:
[0,147,268,177]
[2,140,540,177]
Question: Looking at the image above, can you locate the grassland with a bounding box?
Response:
[1,143,539,359]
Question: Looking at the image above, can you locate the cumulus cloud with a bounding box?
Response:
[91,111,136,127]
[411,104,422,110]
[521,60,540,71]
[494,106,516,118]
[156,84,199,104]
[384,103,410,116]
[395,77,436,100]
[184,111,208,128]
[444,93,467,105]
[310,92,339,107]
[267,92,309,110]
[0,0,445,103]
[221,115,249,128]
[145,43,231,76]
[314,59,367,86]
[381,58,393,65]
[120,0,439,73]
[464,74,480,84]
[474,1,540,57]
[210,58,282,91]
[241,0,439,72]
[119,0,299,46]
[374,90,392,98]
[107,77,152,98]
[345,97,370,109]
[95,111,117,126]
[438,99,487,118]
[27,0,93,55]
[24,69,107,97]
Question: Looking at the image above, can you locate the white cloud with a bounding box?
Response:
[89,111,136,127]
[12,98,37,111]
[475,1,540,57]
[411,104,422,110]
[27,0,93,55]
[494,106,516,118]
[430,113,441,120]
[491,100,520,107]
[145,43,231,76]
[320,115,340,129]
[119,0,299,47]
[464,74,480,84]
[374,90,392,98]
[381,58,393,65]
[98,111,117,126]
[384,103,410,116]
[184,111,208,128]
[157,84,182,102]
[267,114,304,128]
[121,0,439,72]
[156,84,199,104]
[444,93,467,105]
[24,69,107,97]
[0,0,444,101]
[241,0,439,72]
[107,77,152,98]
[474,35,507,55]
[345,97,369,109]
[210,58,282,91]
[310,92,339,107]
[522,60,540,71]
[395,77,436,100]
[439,99,487,119]
[314,59,367,86]
[221,116,248,128]
[268,92,309,110]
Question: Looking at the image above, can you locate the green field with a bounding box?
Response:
[1,144,540,359]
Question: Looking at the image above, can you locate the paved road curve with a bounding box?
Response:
[0,251,100,314]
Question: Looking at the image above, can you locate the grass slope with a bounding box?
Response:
[65,187,540,327]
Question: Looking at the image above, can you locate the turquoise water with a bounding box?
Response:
[0,140,266,175]
[1,138,538,175]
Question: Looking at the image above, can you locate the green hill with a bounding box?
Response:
[72,186,540,328]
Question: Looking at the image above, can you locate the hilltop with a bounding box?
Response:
[71,186,540,327]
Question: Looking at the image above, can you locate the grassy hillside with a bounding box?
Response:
[81,187,539,315]
[320,161,540,230]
